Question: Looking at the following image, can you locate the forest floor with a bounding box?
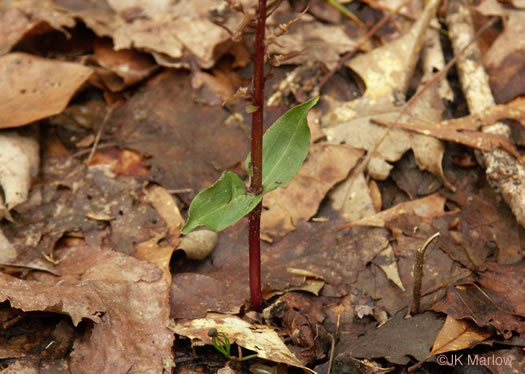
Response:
[0,0,524,373]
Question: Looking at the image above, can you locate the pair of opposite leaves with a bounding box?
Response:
[182,97,319,234]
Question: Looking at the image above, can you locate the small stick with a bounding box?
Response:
[411,232,440,315]
[327,313,340,374]
[86,104,117,164]
[71,143,116,158]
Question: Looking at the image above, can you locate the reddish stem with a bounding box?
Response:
[248,0,267,312]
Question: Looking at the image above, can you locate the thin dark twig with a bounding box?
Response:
[71,143,117,158]
[411,232,440,315]
[327,313,340,374]
[86,104,117,164]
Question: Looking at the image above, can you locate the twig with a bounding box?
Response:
[70,143,117,158]
[327,313,340,374]
[411,232,440,315]
[86,104,117,164]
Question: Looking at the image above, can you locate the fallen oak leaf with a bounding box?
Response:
[411,315,492,371]
[169,313,316,373]
[0,53,93,128]
[0,272,104,326]
[371,118,522,161]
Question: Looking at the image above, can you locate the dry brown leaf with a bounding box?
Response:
[145,185,184,234]
[0,53,93,128]
[136,184,183,282]
[447,0,525,229]
[348,193,447,228]
[112,71,250,194]
[329,172,376,222]
[341,308,444,365]
[0,6,42,56]
[432,283,525,339]
[267,15,360,70]
[344,0,440,110]
[0,272,104,326]
[261,144,363,239]
[171,221,390,319]
[91,38,158,92]
[474,1,525,103]
[373,118,521,160]
[427,315,492,358]
[433,273,525,338]
[322,0,450,189]
[191,61,244,106]
[169,313,316,373]
[5,0,254,69]
[52,246,174,374]
[0,359,39,373]
[372,245,405,291]
[478,263,525,316]
[88,148,150,177]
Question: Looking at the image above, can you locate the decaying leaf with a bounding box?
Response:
[348,193,447,228]
[267,13,360,70]
[329,171,376,222]
[57,246,174,374]
[372,117,521,160]
[112,71,251,194]
[0,272,104,326]
[90,38,158,92]
[474,1,525,103]
[172,220,391,319]
[322,0,450,193]
[3,0,256,69]
[169,313,316,373]
[340,308,444,365]
[261,144,363,239]
[447,0,525,228]
[373,245,405,291]
[433,282,525,339]
[426,315,492,358]
[0,53,93,128]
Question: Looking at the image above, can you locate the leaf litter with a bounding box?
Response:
[1,0,525,373]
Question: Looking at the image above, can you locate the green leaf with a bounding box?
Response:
[181,171,262,234]
[246,104,259,113]
[246,96,319,193]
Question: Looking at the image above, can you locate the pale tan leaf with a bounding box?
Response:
[428,315,492,357]
[0,53,93,128]
[373,245,405,291]
[0,130,39,212]
[169,313,316,373]
[349,193,447,228]
[329,172,376,222]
